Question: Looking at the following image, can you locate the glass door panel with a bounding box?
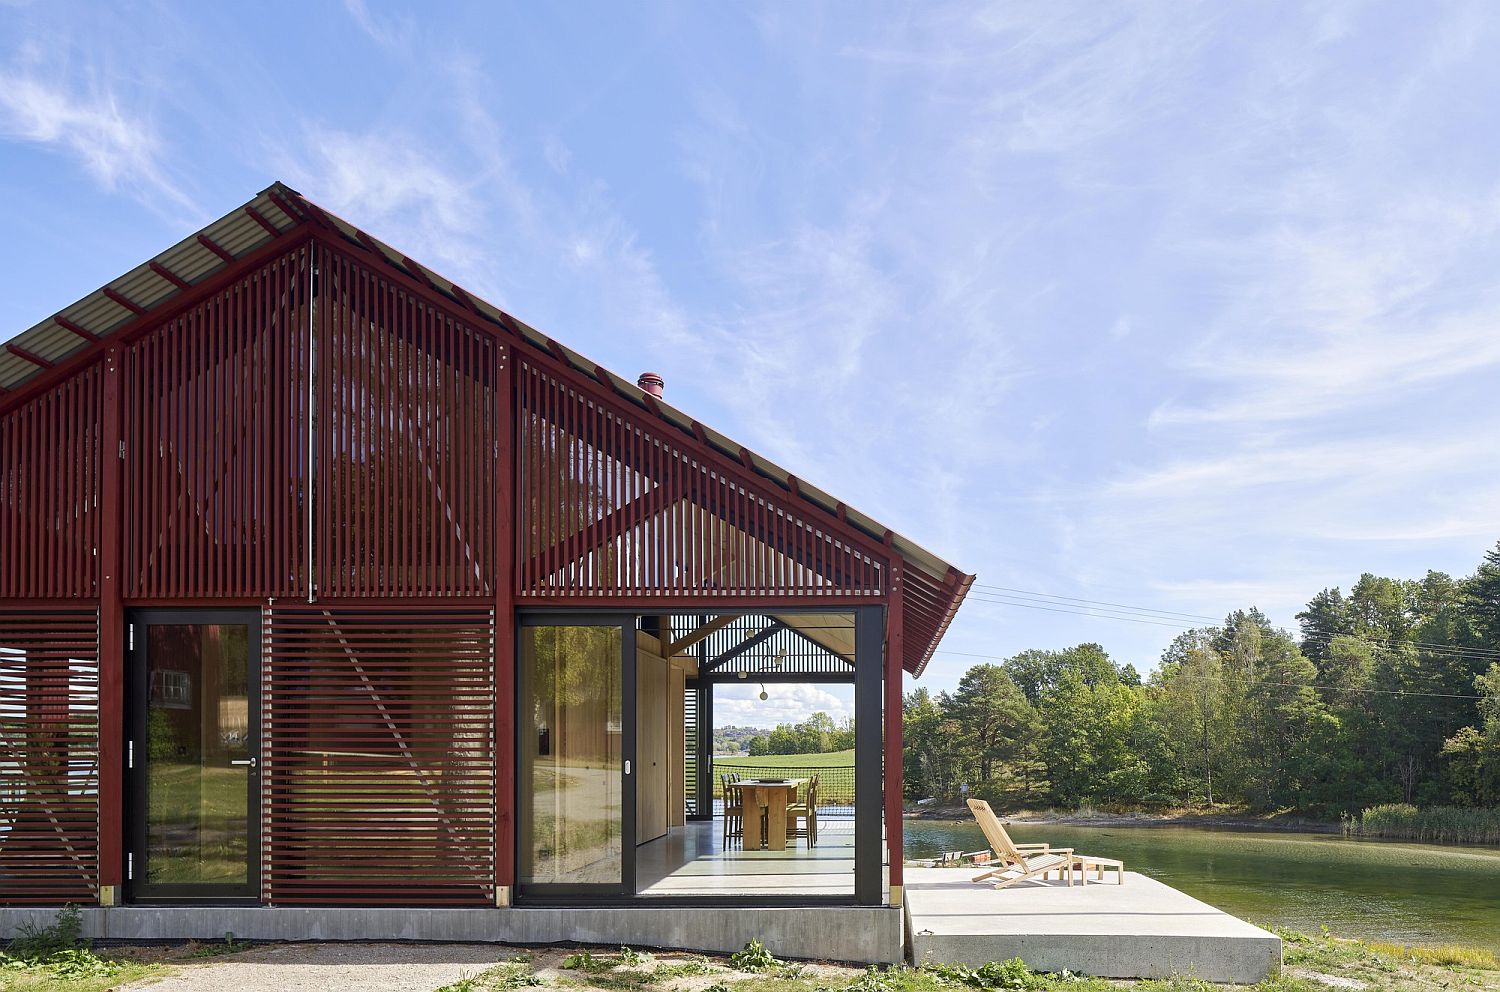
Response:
[130,611,259,901]
[519,622,633,894]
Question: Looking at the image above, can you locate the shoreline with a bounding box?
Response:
[904,804,1342,834]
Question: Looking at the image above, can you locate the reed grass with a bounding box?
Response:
[1364,941,1499,968]
[1353,803,1500,845]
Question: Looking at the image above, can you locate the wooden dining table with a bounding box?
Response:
[734,778,808,851]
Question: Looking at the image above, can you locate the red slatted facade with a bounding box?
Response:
[262,606,496,905]
[516,358,887,601]
[123,246,311,599]
[0,364,102,599]
[0,607,101,905]
[315,249,496,599]
[0,185,971,910]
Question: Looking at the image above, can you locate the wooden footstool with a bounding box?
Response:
[1072,855,1124,885]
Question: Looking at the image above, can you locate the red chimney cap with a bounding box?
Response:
[637,372,665,398]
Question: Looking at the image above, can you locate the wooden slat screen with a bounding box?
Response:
[123,245,311,599]
[0,607,100,905]
[314,249,496,598]
[263,606,496,906]
[517,360,885,599]
[0,364,102,599]
[683,683,701,818]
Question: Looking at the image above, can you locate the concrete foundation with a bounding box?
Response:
[905,868,1281,983]
[0,904,904,965]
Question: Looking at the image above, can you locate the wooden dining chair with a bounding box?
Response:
[788,775,819,848]
[721,773,744,848]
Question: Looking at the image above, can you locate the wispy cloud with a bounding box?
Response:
[339,0,416,51]
[0,44,195,216]
[272,49,696,370]
[277,125,497,279]
[1151,188,1500,427]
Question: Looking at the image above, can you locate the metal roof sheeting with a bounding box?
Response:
[0,187,297,392]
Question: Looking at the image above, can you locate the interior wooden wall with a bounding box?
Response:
[636,643,668,844]
[635,632,692,844]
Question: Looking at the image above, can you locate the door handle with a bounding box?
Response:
[230,758,258,769]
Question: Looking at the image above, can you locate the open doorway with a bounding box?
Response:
[632,613,858,899]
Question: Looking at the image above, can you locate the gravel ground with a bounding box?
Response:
[119,942,514,992]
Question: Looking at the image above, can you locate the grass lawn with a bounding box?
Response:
[425,931,1500,992]
[0,938,245,992]
[712,750,856,804]
[3,914,1496,992]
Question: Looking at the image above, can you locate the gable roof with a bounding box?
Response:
[0,182,973,676]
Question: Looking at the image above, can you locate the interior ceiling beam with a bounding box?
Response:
[664,614,736,657]
[701,671,855,685]
[701,621,787,673]
[686,478,881,592]
[524,475,691,581]
[773,620,855,666]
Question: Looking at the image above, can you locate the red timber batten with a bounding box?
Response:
[314,248,496,599]
[293,220,962,674]
[884,556,905,894]
[0,363,103,599]
[262,605,497,906]
[0,607,102,905]
[514,359,889,602]
[493,341,516,891]
[122,245,312,600]
[97,346,124,892]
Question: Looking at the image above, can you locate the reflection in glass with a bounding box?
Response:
[520,626,622,885]
[145,624,250,886]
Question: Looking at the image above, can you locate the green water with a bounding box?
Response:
[904,821,1500,951]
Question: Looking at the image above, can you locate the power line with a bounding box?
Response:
[964,592,1193,629]
[972,584,1222,622]
[1296,630,1494,660]
[961,584,1500,663]
[1166,671,1479,701]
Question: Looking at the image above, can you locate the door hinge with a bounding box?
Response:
[127,853,134,880]
[127,623,135,651]
[128,740,134,769]
[118,440,125,460]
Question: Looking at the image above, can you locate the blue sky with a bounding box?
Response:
[4,2,1499,714]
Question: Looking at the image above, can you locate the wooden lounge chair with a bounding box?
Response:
[966,798,1122,888]
[966,799,1083,888]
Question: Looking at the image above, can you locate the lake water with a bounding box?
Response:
[903,820,1500,952]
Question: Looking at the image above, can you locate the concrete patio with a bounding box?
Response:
[904,866,1282,983]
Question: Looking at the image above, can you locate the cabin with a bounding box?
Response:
[0,183,972,961]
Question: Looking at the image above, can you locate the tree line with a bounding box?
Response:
[745,712,855,756]
[905,542,1500,816]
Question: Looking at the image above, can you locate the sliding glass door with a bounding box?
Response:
[517,617,635,897]
[127,609,260,902]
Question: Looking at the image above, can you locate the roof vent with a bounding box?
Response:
[636,372,665,398]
